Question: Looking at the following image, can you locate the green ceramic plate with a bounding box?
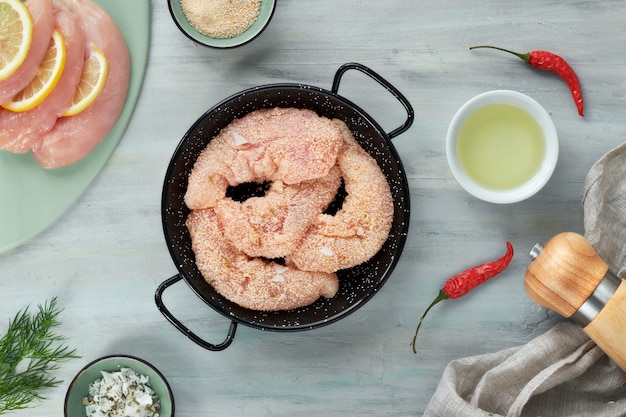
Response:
[64,354,174,417]
[168,0,275,48]
[0,0,150,254]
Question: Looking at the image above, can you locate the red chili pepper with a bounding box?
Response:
[410,242,514,354]
[470,45,584,117]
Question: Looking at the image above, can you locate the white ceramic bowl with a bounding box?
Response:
[446,90,559,204]
[168,0,276,48]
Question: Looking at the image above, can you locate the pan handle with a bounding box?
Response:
[331,62,414,140]
[155,274,237,351]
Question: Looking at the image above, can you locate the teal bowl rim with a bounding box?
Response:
[63,354,174,417]
[167,0,276,49]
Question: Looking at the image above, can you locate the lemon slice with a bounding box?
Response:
[63,42,108,117]
[2,29,66,112]
[0,0,33,81]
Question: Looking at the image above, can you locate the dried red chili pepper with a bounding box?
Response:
[470,45,584,117]
[410,241,514,354]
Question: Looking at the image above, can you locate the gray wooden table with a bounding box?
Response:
[2,0,625,415]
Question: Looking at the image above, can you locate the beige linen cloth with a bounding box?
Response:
[424,143,626,417]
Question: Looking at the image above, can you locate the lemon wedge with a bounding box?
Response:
[63,42,108,117]
[0,0,33,81]
[2,29,66,112]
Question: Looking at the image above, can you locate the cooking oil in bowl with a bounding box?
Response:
[456,103,545,190]
[446,90,559,204]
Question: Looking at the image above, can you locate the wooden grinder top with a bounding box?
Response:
[525,232,608,318]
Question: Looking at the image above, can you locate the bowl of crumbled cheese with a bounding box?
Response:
[168,0,276,48]
[64,354,174,417]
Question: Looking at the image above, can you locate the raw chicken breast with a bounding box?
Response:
[32,0,130,169]
[0,0,55,104]
[215,166,342,259]
[186,209,339,311]
[185,108,344,209]
[0,7,85,153]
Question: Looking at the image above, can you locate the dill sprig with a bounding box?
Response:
[0,297,78,414]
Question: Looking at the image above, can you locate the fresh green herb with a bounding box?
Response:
[0,297,78,414]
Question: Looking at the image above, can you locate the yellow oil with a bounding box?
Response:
[457,103,545,190]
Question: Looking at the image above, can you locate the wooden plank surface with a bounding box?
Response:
[2,0,626,415]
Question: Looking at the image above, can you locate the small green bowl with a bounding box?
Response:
[64,354,174,417]
[168,0,276,48]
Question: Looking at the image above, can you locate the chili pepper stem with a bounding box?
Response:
[469,45,531,64]
[410,289,449,354]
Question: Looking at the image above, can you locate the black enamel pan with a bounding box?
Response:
[155,63,414,351]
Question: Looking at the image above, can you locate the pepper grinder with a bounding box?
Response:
[525,232,626,372]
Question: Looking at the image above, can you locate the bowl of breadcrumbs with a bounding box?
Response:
[169,0,276,48]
